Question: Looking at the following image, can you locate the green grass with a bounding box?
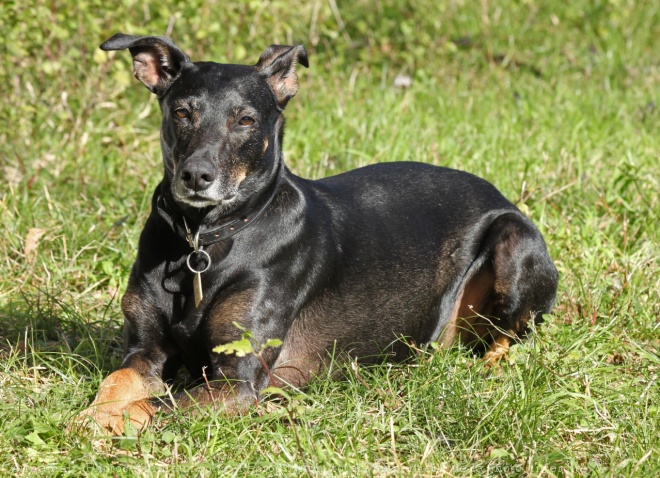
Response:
[1,0,658,476]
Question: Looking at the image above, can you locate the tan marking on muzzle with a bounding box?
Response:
[262,139,269,153]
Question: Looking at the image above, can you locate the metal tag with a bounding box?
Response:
[186,228,211,309]
[193,272,203,308]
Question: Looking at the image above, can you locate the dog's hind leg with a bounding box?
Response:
[439,212,558,363]
[486,212,558,346]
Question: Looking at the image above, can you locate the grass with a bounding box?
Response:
[1,0,658,476]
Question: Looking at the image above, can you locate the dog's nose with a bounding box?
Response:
[180,161,217,191]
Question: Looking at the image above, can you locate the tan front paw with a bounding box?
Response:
[75,398,157,435]
[73,368,163,435]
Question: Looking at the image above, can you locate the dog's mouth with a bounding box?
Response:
[174,191,237,209]
[171,174,238,209]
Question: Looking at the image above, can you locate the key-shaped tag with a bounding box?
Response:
[186,229,211,309]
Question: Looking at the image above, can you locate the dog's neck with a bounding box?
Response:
[156,162,283,248]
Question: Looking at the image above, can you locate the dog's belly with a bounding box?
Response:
[273,162,523,380]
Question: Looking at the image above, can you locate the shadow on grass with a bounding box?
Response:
[0,287,123,376]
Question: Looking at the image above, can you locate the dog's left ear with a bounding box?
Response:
[255,45,309,110]
[100,33,191,97]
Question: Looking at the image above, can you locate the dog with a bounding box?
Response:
[80,33,558,435]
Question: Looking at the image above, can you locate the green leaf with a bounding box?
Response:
[261,338,283,351]
[213,338,254,357]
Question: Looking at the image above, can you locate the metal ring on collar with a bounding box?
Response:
[186,249,211,274]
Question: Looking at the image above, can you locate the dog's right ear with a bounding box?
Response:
[100,33,191,97]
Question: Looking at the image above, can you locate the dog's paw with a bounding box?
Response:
[72,399,157,436]
[71,368,164,436]
[483,333,513,370]
[71,406,124,436]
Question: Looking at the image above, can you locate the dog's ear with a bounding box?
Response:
[255,45,309,110]
[100,33,191,96]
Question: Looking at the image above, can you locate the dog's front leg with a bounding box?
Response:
[77,284,174,435]
[169,377,256,414]
[166,351,273,416]
[167,291,286,416]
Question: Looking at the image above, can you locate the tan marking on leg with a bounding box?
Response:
[270,301,329,389]
[437,287,465,348]
[271,353,321,389]
[207,290,254,348]
[92,369,155,408]
[483,333,513,368]
[439,266,495,348]
[76,368,162,435]
[121,399,159,431]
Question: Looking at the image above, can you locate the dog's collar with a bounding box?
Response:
[156,165,282,247]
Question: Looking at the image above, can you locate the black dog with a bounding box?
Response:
[81,33,558,434]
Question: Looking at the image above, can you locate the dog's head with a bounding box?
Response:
[100,33,308,219]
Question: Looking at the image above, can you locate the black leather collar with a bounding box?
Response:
[156,165,282,247]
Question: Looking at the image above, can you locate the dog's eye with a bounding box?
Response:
[174,108,190,119]
[238,116,255,126]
